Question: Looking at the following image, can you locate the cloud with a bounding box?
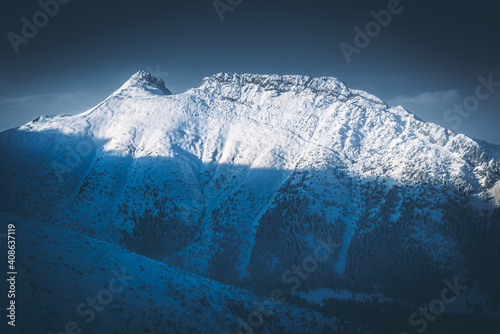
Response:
[388,90,461,110]
[0,95,45,105]
[387,89,463,123]
[0,92,94,131]
[0,92,91,106]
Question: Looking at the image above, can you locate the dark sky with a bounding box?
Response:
[1,0,499,143]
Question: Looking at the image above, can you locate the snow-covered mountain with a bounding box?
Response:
[1,71,500,317]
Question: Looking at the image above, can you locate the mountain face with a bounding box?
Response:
[1,71,500,325]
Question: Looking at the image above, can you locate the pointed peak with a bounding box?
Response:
[120,70,172,95]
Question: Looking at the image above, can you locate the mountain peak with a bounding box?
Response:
[117,70,172,95]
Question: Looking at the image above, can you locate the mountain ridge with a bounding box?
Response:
[1,71,500,310]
